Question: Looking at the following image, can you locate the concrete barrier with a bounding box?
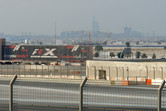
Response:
[151,79,163,85]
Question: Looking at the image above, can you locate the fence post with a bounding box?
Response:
[160,67,163,80]
[153,67,155,79]
[80,66,82,77]
[9,75,17,111]
[74,66,76,78]
[122,67,124,80]
[108,66,110,80]
[146,67,148,79]
[48,65,49,75]
[86,66,89,78]
[59,66,62,78]
[67,65,69,77]
[79,77,88,111]
[127,67,129,80]
[116,66,118,80]
[0,64,2,75]
[94,66,96,79]
[29,64,31,75]
[19,64,20,75]
[42,65,43,75]
[24,64,25,75]
[7,64,8,75]
[54,65,55,75]
[158,80,165,111]
[12,63,14,74]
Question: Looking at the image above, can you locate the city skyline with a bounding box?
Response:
[0,0,166,36]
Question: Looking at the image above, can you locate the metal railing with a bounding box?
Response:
[1,64,166,81]
[0,64,86,77]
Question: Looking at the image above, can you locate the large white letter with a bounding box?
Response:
[43,48,56,56]
[32,49,39,55]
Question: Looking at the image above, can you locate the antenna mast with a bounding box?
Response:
[88,30,91,44]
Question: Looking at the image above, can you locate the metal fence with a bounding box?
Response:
[83,80,162,111]
[161,86,166,111]
[0,64,86,77]
[0,75,165,111]
[1,64,166,81]
[0,76,12,111]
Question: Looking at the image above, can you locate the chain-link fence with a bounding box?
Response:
[0,76,165,111]
[0,76,13,111]
[83,79,159,111]
[13,77,82,111]
[161,86,166,111]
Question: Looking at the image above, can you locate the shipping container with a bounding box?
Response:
[3,45,93,61]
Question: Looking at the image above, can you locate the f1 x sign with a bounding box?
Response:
[31,48,57,58]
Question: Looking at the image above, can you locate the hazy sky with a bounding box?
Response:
[0,0,166,35]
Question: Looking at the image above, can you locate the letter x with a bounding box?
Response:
[43,48,56,56]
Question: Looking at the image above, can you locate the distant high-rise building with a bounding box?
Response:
[92,17,100,32]
[124,27,132,34]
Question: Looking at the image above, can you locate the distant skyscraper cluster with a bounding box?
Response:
[60,27,144,41]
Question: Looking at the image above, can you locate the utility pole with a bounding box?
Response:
[55,21,56,45]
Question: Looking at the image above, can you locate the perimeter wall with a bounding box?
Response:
[86,60,166,80]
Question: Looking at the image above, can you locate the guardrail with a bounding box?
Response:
[0,75,165,111]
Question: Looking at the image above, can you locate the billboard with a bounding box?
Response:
[3,45,93,61]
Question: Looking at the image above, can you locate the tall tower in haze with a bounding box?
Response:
[92,17,100,32]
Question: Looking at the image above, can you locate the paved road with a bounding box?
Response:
[0,82,166,111]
